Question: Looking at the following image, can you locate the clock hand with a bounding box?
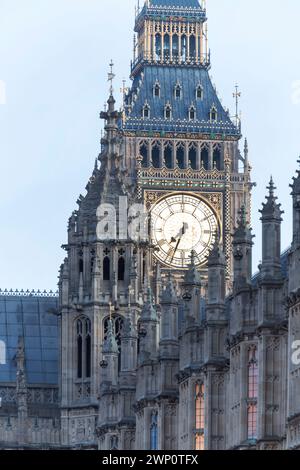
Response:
[171,223,186,262]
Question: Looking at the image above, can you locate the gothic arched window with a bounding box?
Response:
[150,411,158,450]
[140,142,148,168]
[189,35,196,59]
[201,146,209,170]
[213,147,221,170]
[153,82,160,98]
[103,256,110,281]
[189,105,196,121]
[118,257,125,281]
[164,34,170,61]
[176,143,185,169]
[79,258,83,274]
[189,144,197,170]
[155,34,162,61]
[165,104,172,120]
[247,347,258,440]
[142,103,150,119]
[196,85,203,100]
[174,84,182,99]
[76,317,91,379]
[181,35,187,61]
[172,34,179,60]
[195,382,205,450]
[151,142,160,168]
[164,142,173,168]
[210,106,217,122]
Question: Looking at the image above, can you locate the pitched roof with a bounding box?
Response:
[124,65,238,136]
[0,294,59,385]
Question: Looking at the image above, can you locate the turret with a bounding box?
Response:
[181,251,202,324]
[206,237,226,321]
[138,287,159,362]
[290,159,300,250]
[100,317,119,389]
[159,274,179,358]
[232,206,254,291]
[259,177,284,281]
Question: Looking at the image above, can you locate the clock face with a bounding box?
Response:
[151,194,219,269]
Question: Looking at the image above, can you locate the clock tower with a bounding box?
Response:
[122,0,252,286]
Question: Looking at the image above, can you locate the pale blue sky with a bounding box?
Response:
[0,0,299,290]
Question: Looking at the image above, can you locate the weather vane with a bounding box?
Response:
[107,60,116,95]
[233,84,241,127]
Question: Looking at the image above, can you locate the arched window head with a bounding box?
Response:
[210,106,217,122]
[76,317,91,380]
[247,346,258,440]
[196,84,203,100]
[189,105,196,121]
[142,103,150,119]
[103,256,110,281]
[174,83,182,99]
[165,104,172,120]
[153,82,160,98]
[118,256,125,281]
[195,382,205,450]
[150,411,158,450]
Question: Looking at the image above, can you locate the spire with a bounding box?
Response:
[183,250,202,286]
[161,272,177,303]
[102,319,119,354]
[207,236,226,267]
[290,157,300,196]
[233,205,254,244]
[260,177,284,222]
[141,287,157,321]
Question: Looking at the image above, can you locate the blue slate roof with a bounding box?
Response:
[124,65,238,136]
[151,0,201,7]
[0,294,59,385]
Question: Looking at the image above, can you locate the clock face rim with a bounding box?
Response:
[151,192,221,270]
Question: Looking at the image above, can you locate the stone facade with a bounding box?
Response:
[0,0,300,451]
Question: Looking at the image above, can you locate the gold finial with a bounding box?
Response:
[107,60,116,95]
[233,84,241,128]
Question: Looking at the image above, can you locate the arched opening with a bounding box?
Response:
[181,35,187,61]
[213,147,221,170]
[143,104,150,119]
[164,143,173,169]
[154,83,160,98]
[174,84,181,99]
[210,107,217,122]
[195,383,205,450]
[76,317,91,380]
[140,143,148,168]
[79,258,83,274]
[165,104,172,120]
[196,85,203,100]
[172,34,179,60]
[189,106,196,121]
[201,147,209,170]
[176,144,185,169]
[0,340,6,365]
[150,412,158,450]
[164,34,170,61]
[155,34,162,61]
[189,145,197,170]
[118,257,125,281]
[152,142,160,168]
[103,256,110,281]
[189,35,196,60]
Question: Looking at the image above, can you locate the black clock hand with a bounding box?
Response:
[171,223,186,262]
